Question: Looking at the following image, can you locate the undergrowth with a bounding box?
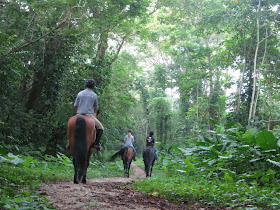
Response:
[133,120,280,209]
[134,164,280,209]
[0,152,124,209]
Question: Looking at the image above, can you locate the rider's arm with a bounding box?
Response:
[75,106,78,113]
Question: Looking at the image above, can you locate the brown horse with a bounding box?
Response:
[111,146,134,177]
[67,115,96,184]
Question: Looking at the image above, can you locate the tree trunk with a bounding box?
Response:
[252,26,268,121]
[25,72,45,111]
[96,30,109,59]
[25,36,63,111]
[235,30,247,113]
[159,107,164,151]
[248,0,261,126]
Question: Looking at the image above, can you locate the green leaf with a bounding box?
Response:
[236,145,250,152]
[256,130,278,150]
[22,156,33,167]
[1,196,9,204]
[224,122,238,128]
[209,118,220,126]
[196,141,210,147]
[260,176,270,183]
[162,166,168,172]
[14,197,23,202]
[0,147,7,154]
[178,147,193,156]
[224,173,234,183]
[38,147,46,152]
[242,129,256,144]
[4,153,24,165]
[22,161,31,167]
[21,191,31,196]
[216,125,225,134]
[183,159,196,172]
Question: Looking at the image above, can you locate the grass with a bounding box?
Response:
[6,152,278,209]
[132,161,280,209]
[0,152,125,209]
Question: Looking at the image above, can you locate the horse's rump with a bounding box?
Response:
[126,146,134,159]
[67,115,95,155]
[143,146,156,164]
[111,146,131,161]
[67,115,96,184]
[111,146,125,161]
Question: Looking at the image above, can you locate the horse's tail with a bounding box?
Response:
[74,116,87,183]
[110,146,128,161]
[143,147,155,177]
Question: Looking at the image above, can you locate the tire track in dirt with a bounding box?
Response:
[38,163,204,209]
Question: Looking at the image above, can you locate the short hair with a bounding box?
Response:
[128,129,133,133]
[149,131,154,136]
[86,79,95,89]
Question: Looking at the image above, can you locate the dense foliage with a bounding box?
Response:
[135,120,280,208]
[1,0,280,209]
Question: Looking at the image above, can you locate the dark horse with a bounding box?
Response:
[143,146,156,177]
[111,146,134,177]
[67,115,96,184]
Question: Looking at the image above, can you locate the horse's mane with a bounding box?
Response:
[110,146,128,161]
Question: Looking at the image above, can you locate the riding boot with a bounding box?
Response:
[133,152,136,161]
[93,129,103,151]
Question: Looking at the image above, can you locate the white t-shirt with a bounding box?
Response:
[124,135,135,148]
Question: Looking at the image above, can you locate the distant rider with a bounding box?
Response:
[146,131,159,160]
[124,129,136,161]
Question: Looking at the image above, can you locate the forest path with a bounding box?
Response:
[38,163,203,209]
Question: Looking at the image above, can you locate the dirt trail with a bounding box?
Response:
[38,163,203,209]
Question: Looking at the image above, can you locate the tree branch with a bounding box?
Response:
[110,36,126,63]
[5,17,69,55]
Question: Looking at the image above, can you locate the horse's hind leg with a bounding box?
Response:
[150,162,154,177]
[127,161,132,178]
[82,160,87,184]
[82,149,93,184]
[144,162,150,177]
[73,159,79,184]
[124,164,128,177]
